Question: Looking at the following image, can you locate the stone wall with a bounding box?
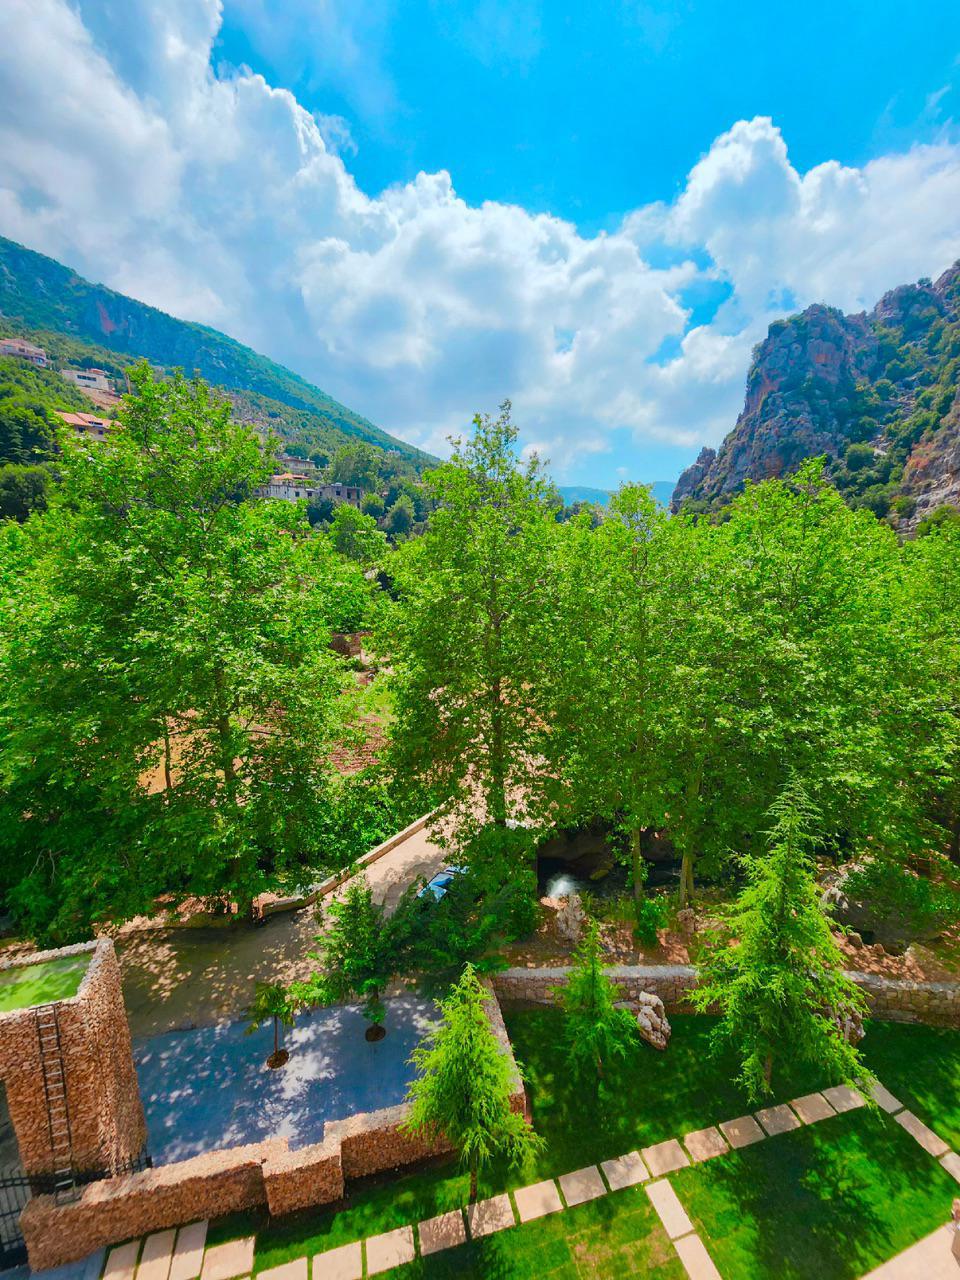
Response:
[0,938,147,1179]
[493,964,960,1028]
[21,979,524,1270]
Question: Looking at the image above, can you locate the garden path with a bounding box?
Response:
[118,820,447,1038]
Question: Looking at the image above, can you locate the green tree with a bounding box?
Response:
[291,876,409,1037]
[245,981,295,1068]
[328,502,388,565]
[556,919,635,1082]
[0,365,350,941]
[0,463,49,521]
[383,493,415,537]
[692,781,870,1100]
[405,963,542,1199]
[386,403,557,839]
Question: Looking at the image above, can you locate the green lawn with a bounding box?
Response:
[0,953,89,1013]
[862,1020,960,1149]
[673,1106,957,1280]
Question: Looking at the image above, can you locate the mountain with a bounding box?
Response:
[671,263,960,529]
[557,480,676,507]
[0,236,433,470]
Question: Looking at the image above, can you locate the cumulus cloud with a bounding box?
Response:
[1,1,960,479]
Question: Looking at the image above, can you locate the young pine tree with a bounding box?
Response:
[557,918,636,1082]
[693,780,869,1100]
[405,964,542,1200]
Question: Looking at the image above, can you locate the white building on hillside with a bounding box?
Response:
[259,473,362,507]
[62,368,112,393]
[0,337,47,366]
[58,411,112,442]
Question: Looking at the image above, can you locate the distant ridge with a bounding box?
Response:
[557,481,675,507]
[0,236,433,469]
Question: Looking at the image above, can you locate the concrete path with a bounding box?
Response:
[118,819,446,1038]
[861,1223,959,1278]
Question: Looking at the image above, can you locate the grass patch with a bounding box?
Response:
[862,1020,960,1148]
[0,953,89,1012]
[673,1106,957,1280]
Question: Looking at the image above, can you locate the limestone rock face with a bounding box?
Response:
[554,893,585,944]
[615,992,671,1051]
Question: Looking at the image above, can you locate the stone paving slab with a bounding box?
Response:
[790,1092,836,1125]
[719,1115,764,1149]
[514,1179,564,1221]
[258,1260,307,1280]
[755,1103,801,1136]
[601,1151,649,1190]
[645,1179,693,1240]
[169,1224,208,1280]
[642,1138,690,1176]
[366,1226,415,1276]
[821,1084,865,1114]
[895,1109,950,1157]
[137,1230,176,1280]
[467,1194,516,1239]
[312,1241,362,1280]
[683,1126,729,1163]
[199,1239,254,1280]
[559,1165,607,1207]
[861,1222,959,1278]
[869,1082,903,1114]
[940,1152,960,1185]
[674,1232,723,1280]
[419,1209,467,1255]
[104,1242,141,1280]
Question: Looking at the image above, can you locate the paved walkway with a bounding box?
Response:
[118,819,447,1038]
[862,1223,959,1279]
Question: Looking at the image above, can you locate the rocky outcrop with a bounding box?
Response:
[615,993,671,1050]
[672,261,960,526]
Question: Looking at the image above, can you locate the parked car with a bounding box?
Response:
[417,865,468,902]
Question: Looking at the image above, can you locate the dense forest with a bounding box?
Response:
[1,375,957,954]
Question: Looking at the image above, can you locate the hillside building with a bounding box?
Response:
[259,472,362,506]
[0,338,47,367]
[61,368,112,393]
[58,411,112,442]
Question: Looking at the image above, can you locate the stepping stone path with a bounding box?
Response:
[313,1241,362,1280]
[365,1226,415,1276]
[467,1193,515,1239]
[558,1165,607,1206]
[683,1126,729,1163]
[755,1103,802,1137]
[514,1178,564,1221]
[418,1210,467,1255]
[601,1150,649,1189]
[642,1137,690,1176]
[790,1092,836,1125]
[719,1115,764,1148]
[75,1072,958,1280]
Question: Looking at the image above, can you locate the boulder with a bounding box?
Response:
[554,893,586,944]
[615,992,671,1051]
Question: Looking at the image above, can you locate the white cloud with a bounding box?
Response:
[1,4,960,480]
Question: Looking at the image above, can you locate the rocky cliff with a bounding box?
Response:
[673,263,960,529]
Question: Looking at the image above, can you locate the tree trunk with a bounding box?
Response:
[273,1016,280,1058]
[630,827,645,911]
[469,1162,478,1203]
[679,852,695,908]
[763,1053,774,1091]
[678,760,704,907]
[162,723,173,795]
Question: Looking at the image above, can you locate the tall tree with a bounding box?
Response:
[386,403,557,840]
[692,780,869,1099]
[0,365,353,941]
[405,963,542,1200]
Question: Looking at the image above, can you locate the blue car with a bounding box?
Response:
[417,865,468,901]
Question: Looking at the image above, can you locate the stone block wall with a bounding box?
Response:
[21,979,525,1270]
[0,938,147,1179]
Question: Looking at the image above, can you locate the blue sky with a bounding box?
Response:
[217,1,960,234]
[3,0,960,487]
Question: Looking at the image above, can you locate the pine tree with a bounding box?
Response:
[693,780,870,1100]
[557,918,636,1082]
[405,964,542,1200]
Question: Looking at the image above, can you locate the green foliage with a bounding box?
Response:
[245,981,295,1059]
[292,876,409,1029]
[0,463,49,521]
[841,857,960,939]
[632,895,668,946]
[0,365,351,941]
[327,503,388,566]
[916,503,960,536]
[405,963,542,1198]
[693,781,870,1101]
[556,919,636,1082]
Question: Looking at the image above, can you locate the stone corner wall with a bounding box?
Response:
[21,983,524,1270]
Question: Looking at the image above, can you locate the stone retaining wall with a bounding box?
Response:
[0,938,147,1179]
[493,963,960,1028]
[22,980,523,1270]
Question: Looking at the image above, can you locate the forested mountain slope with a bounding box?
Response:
[0,236,433,470]
[672,263,960,529]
